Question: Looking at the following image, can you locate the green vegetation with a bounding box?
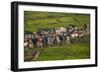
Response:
[24,35,90,61]
[24,11,90,32]
[24,11,90,61]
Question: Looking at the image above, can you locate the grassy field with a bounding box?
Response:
[36,36,90,61]
[24,35,90,61]
[24,11,90,61]
[24,11,90,32]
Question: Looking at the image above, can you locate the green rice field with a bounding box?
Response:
[24,11,90,61]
